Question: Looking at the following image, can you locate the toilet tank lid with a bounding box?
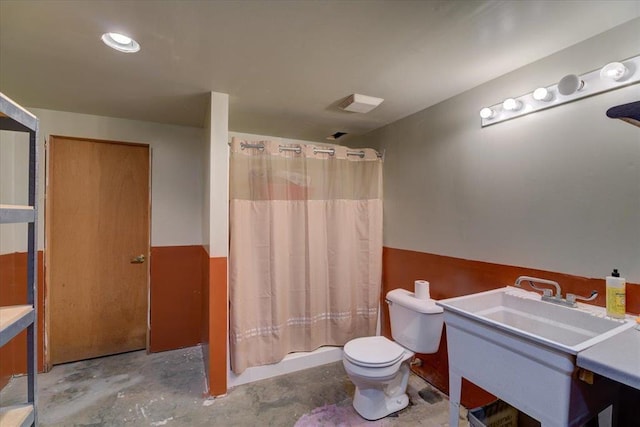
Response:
[386,288,443,314]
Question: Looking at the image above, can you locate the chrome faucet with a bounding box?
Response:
[514,276,598,308]
[514,276,562,298]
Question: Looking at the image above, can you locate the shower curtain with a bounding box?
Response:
[229,137,383,374]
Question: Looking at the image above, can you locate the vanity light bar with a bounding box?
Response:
[480,54,640,127]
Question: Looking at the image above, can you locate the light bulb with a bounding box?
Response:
[600,62,627,81]
[502,98,521,111]
[532,87,552,102]
[558,74,584,95]
[109,33,132,45]
[480,107,494,119]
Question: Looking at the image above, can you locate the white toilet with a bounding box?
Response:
[342,288,444,421]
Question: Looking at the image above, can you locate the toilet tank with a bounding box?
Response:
[386,288,444,354]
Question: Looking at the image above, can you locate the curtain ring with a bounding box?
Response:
[313,148,335,156]
[240,142,265,151]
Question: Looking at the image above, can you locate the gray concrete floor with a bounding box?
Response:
[0,346,469,426]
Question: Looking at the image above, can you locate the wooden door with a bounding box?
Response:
[47,135,150,364]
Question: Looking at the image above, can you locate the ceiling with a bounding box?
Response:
[1,1,638,142]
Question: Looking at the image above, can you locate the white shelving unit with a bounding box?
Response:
[0,92,38,427]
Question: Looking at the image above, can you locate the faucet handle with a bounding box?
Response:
[566,290,598,305]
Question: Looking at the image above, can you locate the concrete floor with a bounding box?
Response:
[0,346,469,426]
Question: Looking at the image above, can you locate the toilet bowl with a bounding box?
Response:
[343,336,415,420]
[342,288,444,421]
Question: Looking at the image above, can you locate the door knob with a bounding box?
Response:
[130,254,145,264]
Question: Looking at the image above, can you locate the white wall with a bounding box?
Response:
[0,130,29,253]
[26,108,205,248]
[207,92,230,257]
[356,19,640,282]
[202,98,211,253]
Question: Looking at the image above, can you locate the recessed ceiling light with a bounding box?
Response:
[101,32,140,53]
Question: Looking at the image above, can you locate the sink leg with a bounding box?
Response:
[449,371,462,427]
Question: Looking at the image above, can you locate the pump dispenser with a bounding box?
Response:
[606,269,626,319]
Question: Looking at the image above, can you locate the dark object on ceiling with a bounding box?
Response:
[606,100,640,128]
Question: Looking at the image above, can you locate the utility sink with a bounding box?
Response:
[438,286,634,354]
[436,286,634,427]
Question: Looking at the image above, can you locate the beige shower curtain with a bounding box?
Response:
[229,137,383,374]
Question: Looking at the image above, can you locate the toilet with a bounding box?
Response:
[342,288,444,421]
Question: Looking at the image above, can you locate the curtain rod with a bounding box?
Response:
[237,142,383,159]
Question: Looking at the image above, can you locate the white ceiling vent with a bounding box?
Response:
[339,94,384,113]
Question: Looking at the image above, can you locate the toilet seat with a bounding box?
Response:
[343,336,406,368]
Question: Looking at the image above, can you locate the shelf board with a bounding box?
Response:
[0,306,35,347]
[0,91,38,132]
[0,205,35,224]
[0,404,34,427]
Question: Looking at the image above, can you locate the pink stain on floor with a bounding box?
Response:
[294,404,384,427]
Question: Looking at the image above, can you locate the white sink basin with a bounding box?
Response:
[437,287,633,354]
